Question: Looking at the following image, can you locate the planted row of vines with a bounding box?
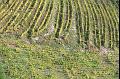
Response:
[0,0,119,49]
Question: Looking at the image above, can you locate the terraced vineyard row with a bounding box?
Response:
[0,0,119,49]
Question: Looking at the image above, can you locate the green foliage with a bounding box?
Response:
[0,64,4,79]
[0,0,119,78]
[0,35,119,79]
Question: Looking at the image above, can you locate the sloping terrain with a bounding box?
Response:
[0,0,119,49]
[0,34,119,79]
[0,0,119,79]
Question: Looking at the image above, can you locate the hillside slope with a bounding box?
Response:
[0,34,119,79]
[0,0,119,49]
[0,0,119,79]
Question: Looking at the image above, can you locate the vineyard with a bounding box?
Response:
[0,0,119,49]
[0,0,119,79]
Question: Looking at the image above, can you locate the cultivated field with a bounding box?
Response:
[0,0,119,79]
[0,0,119,49]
